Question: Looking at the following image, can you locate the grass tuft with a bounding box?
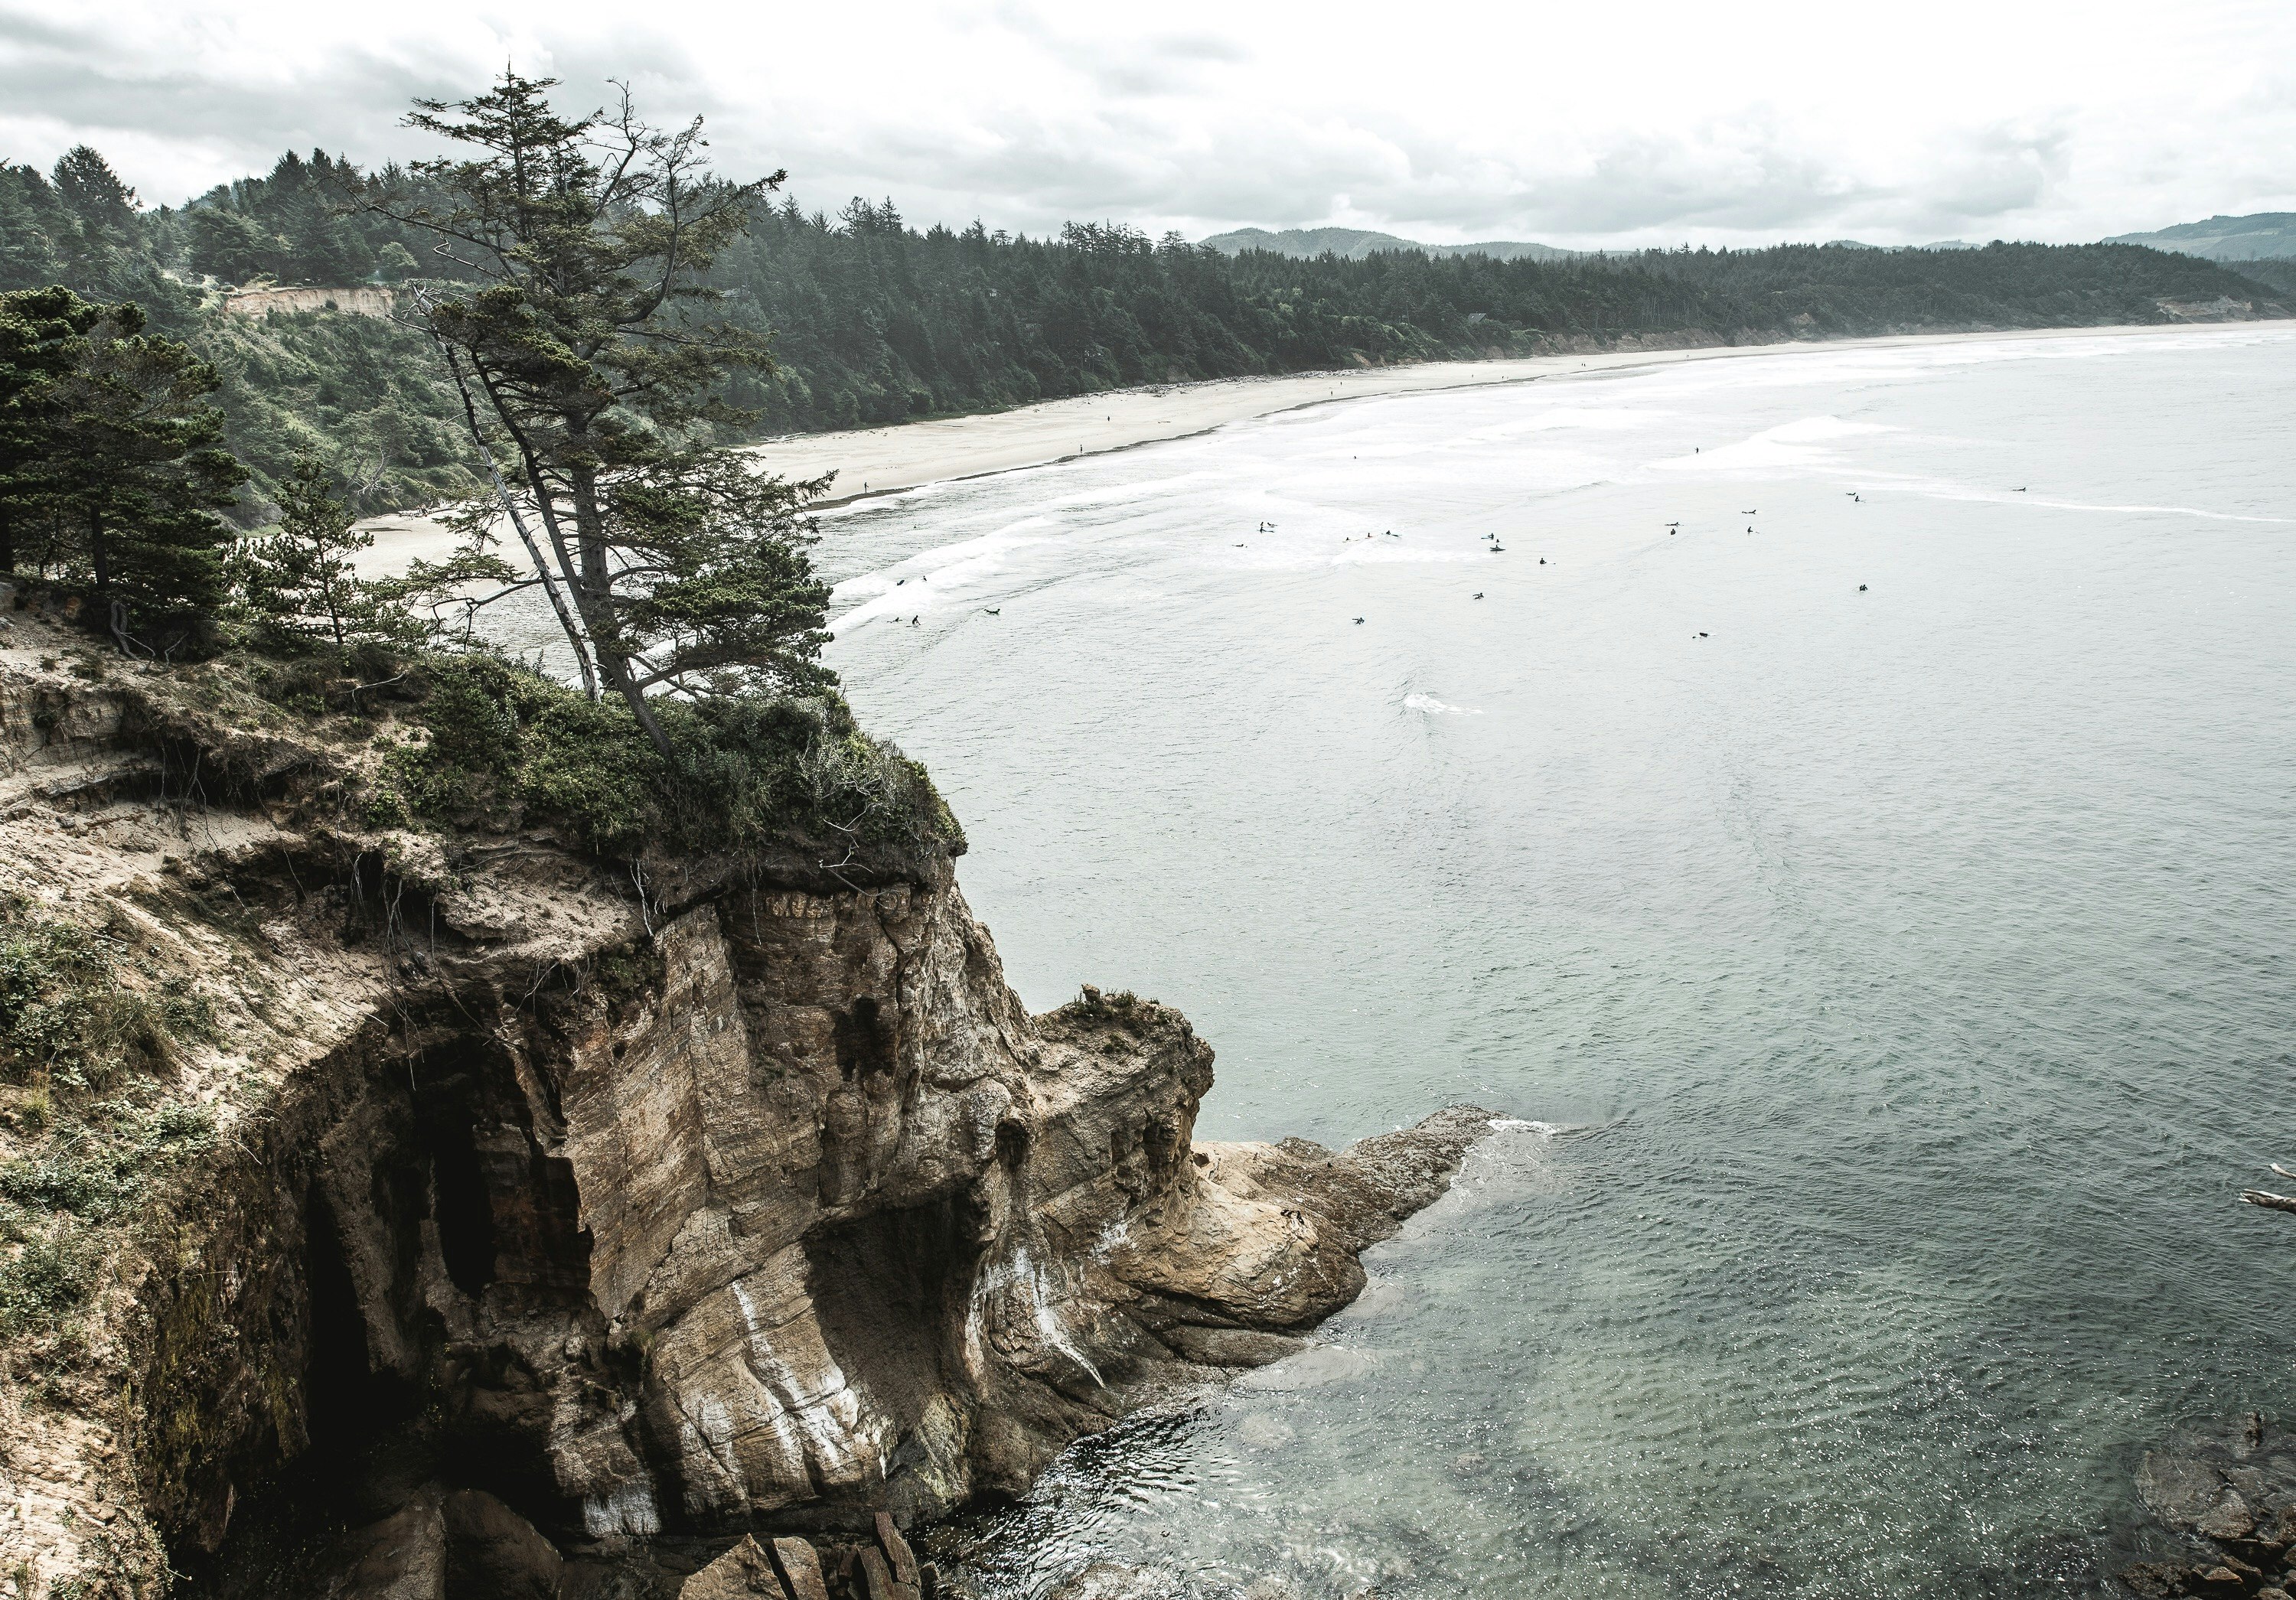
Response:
[0,904,170,1092]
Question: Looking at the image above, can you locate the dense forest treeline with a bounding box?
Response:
[2,142,2285,521]
[2229,257,2296,294]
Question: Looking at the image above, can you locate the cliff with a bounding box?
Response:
[220,285,399,320]
[0,602,1489,1597]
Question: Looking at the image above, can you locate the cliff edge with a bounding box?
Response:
[0,605,1490,1597]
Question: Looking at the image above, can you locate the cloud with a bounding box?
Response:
[2,0,2292,246]
[0,9,466,197]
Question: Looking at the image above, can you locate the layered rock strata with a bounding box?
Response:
[0,615,1489,1596]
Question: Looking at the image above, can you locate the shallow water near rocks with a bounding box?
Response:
[805,326,2296,1598]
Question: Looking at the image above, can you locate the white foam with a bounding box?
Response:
[1902,482,2293,525]
[1042,474,1204,511]
[1404,693,1482,717]
[829,514,1056,623]
[1466,406,1654,442]
[1763,416,1893,443]
[1650,414,1892,473]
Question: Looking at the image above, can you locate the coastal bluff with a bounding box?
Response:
[0,606,1489,1597]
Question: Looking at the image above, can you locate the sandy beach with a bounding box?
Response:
[354,320,2280,575]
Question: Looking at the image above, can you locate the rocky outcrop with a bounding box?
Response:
[2125,1415,2296,1598]
[0,612,1490,1595]
[676,1519,917,1600]
[221,284,398,320]
[2154,295,2273,322]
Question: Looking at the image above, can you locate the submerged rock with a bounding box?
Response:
[2144,1453,2233,1527]
[2125,1416,2296,1598]
[1044,1564,1176,1600]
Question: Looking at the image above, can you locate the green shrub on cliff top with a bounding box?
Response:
[367,652,960,861]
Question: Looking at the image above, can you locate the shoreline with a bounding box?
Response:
[354,319,2290,573]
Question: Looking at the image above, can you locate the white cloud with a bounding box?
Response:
[2,0,2291,246]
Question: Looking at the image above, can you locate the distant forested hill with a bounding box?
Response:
[2,146,2286,520]
[2104,213,2296,261]
[0,148,487,517]
[2230,258,2296,294]
[703,207,2287,437]
[1198,226,1580,262]
[2099,212,2296,295]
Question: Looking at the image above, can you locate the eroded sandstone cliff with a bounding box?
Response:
[0,608,1486,1597]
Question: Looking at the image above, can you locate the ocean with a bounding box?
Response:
[804,326,2296,1598]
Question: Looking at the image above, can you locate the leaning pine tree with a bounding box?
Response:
[373,71,832,757]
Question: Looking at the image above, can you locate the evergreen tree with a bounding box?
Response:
[186,206,278,284]
[604,451,834,699]
[377,70,811,752]
[229,457,375,653]
[36,302,246,647]
[0,168,73,288]
[285,191,373,284]
[0,286,113,578]
[51,147,138,238]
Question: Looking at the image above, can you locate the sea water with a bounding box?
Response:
[800,325,2296,1598]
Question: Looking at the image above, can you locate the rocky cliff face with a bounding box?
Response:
[220,285,399,320]
[0,610,1486,1597]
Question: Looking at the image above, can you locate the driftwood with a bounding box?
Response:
[2242,1165,2296,1214]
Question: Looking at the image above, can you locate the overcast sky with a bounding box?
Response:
[4,0,2291,249]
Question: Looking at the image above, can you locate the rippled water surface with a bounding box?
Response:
[806,328,2296,1598]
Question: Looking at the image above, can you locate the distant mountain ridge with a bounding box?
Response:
[1204,227,1991,260]
[2103,213,2296,262]
[1199,226,1580,262]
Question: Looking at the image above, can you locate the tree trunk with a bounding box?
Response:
[566,457,675,761]
[90,510,132,655]
[427,329,599,699]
